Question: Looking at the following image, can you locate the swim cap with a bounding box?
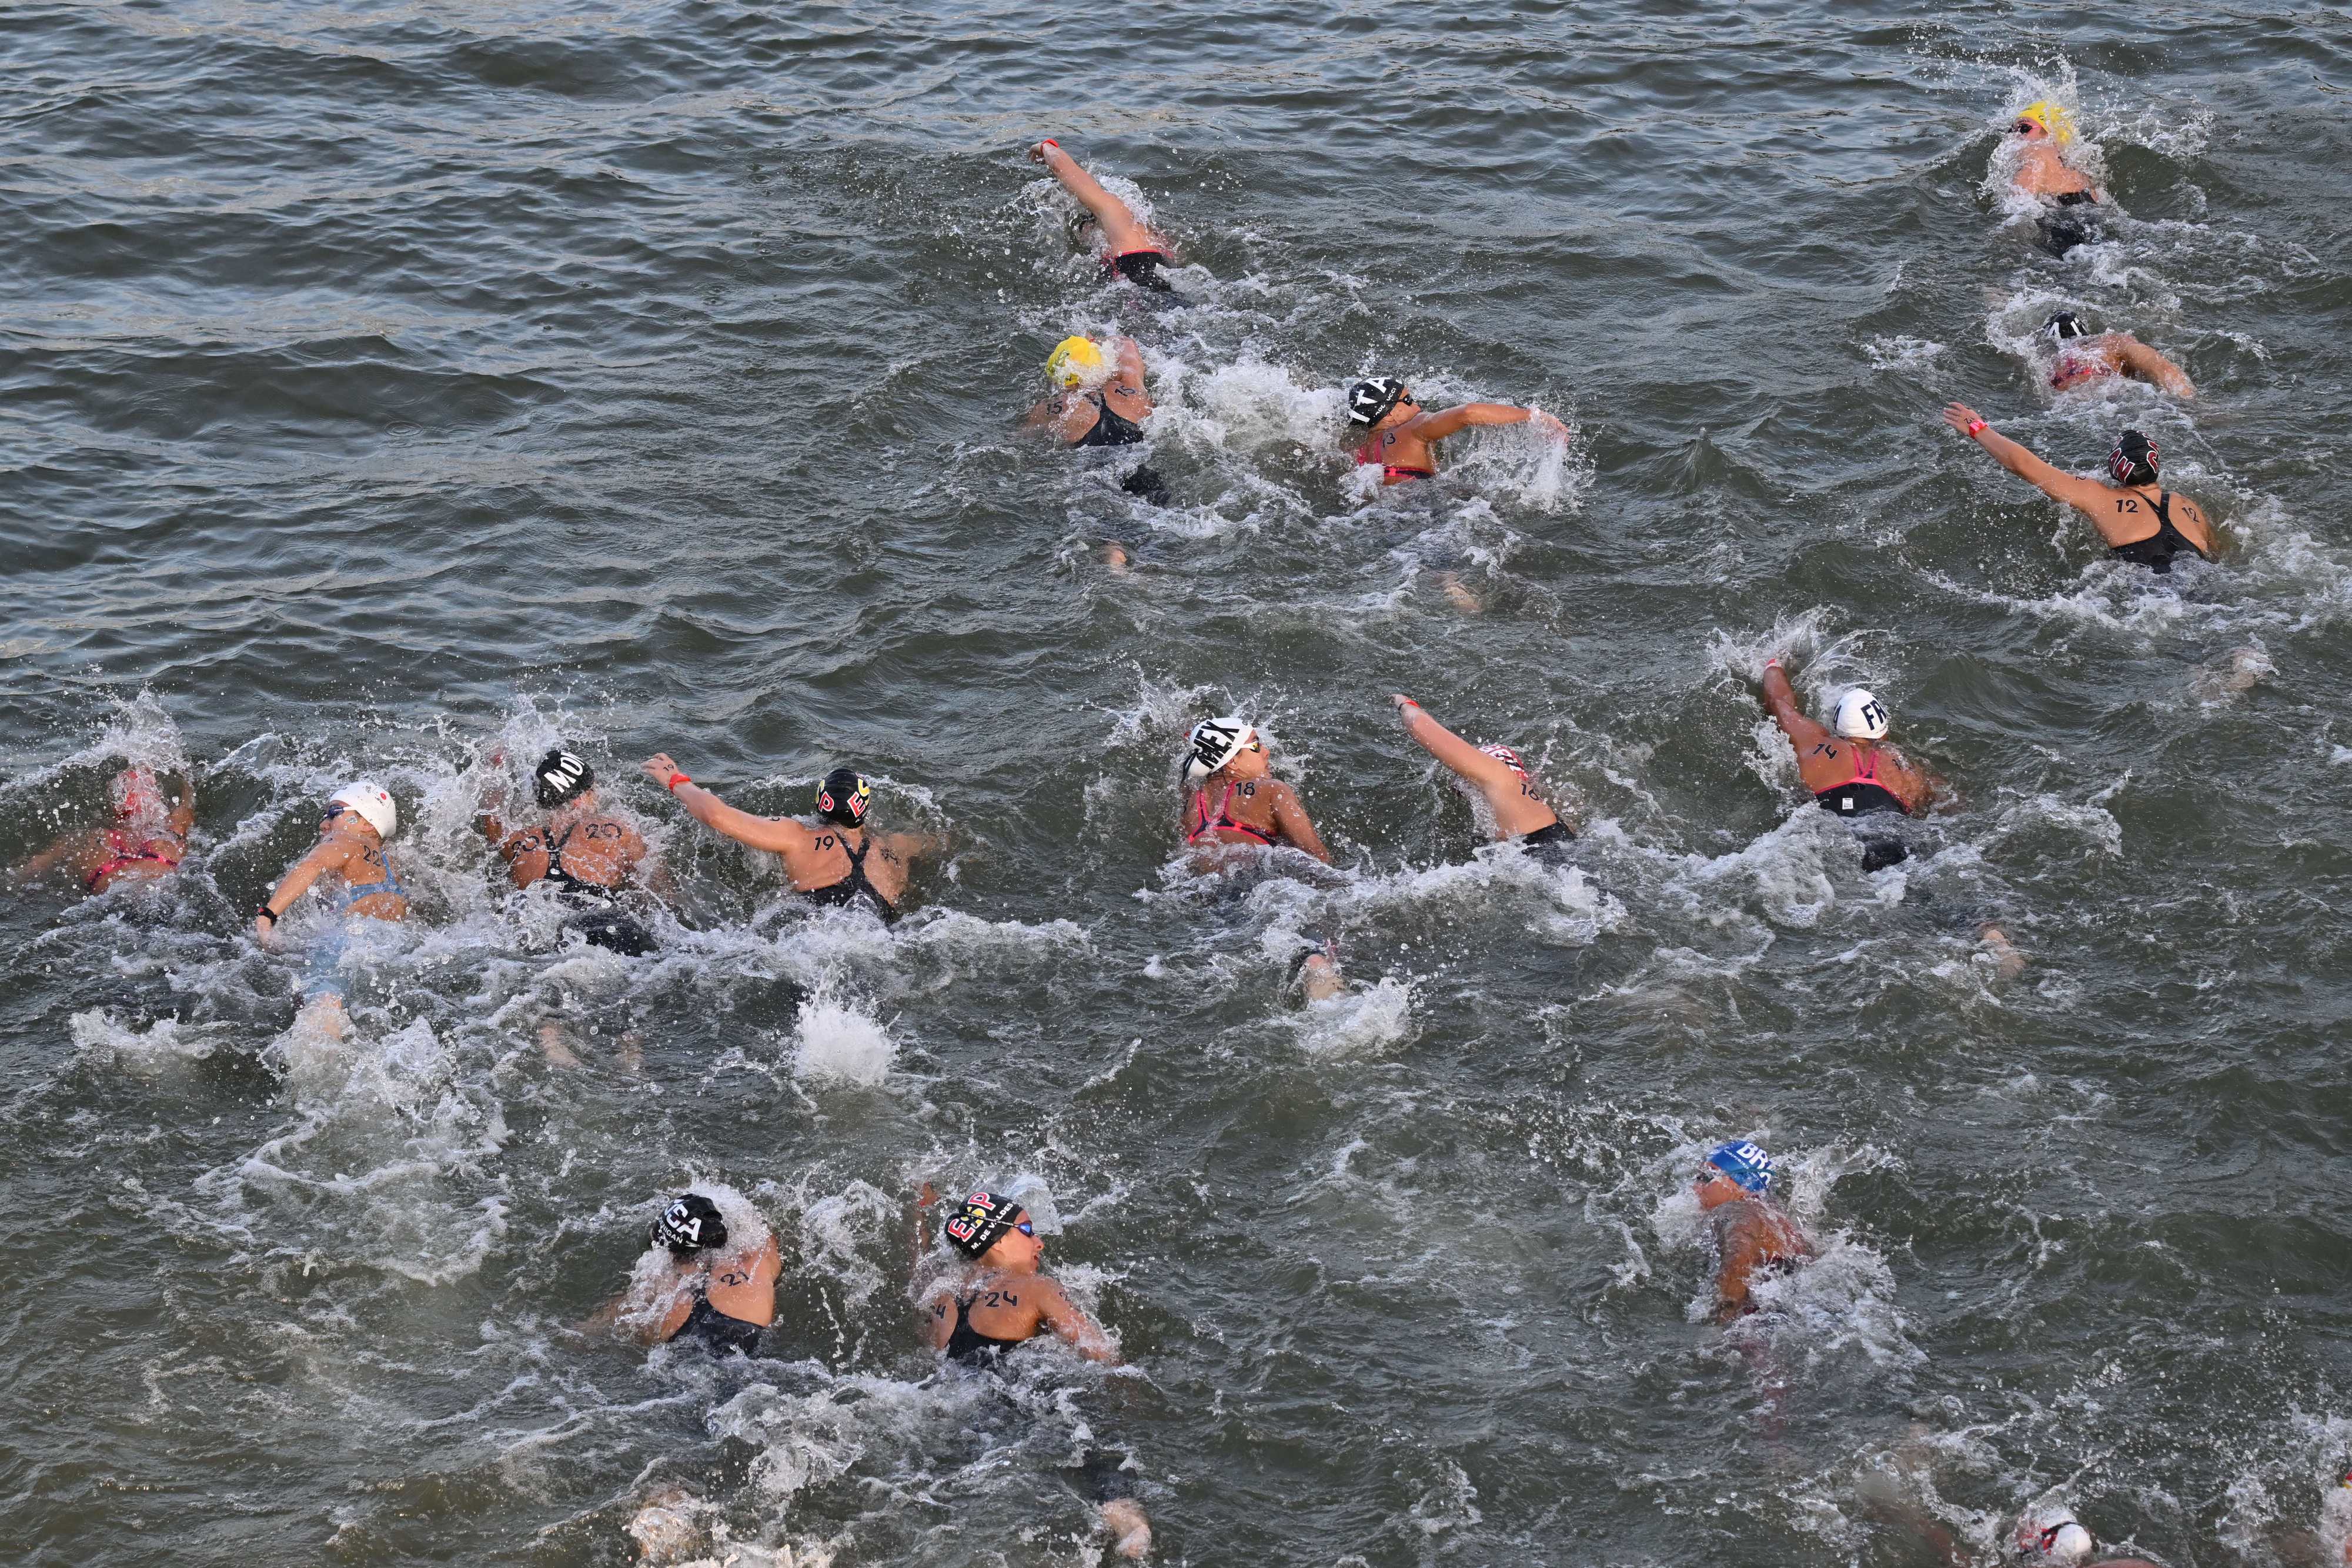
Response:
[1833,689,1890,740]
[1704,1140,1775,1194]
[1183,717,1255,784]
[943,1189,1024,1260]
[109,766,163,820]
[2012,1506,2093,1564]
[1047,336,1107,389]
[650,1192,728,1255]
[2109,429,2159,486]
[533,748,595,809]
[816,767,872,827]
[1346,376,1409,427]
[2017,101,2075,145]
[1478,743,1529,778]
[2042,310,2089,340]
[328,781,397,839]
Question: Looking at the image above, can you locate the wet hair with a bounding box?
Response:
[534,747,594,809]
[2042,310,2089,340]
[2109,429,2159,487]
[815,767,871,828]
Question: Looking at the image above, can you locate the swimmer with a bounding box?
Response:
[255,782,408,1041]
[1756,659,1933,830]
[2002,1502,2161,1567]
[2037,312,2193,397]
[1028,138,1180,295]
[642,753,934,922]
[479,748,661,957]
[1943,405,2215,572]
[17,764,193,894]
[1693,1141,1812,1325]
[1180,716,1341,997]
[1389,696,1572,851]
[1345,376,1569,486]
[580,1192,780,1358]
[1022,334,1169,517]
[914,1185,1152,1560]
[2000,102,2105,256]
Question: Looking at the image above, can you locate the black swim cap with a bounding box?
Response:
[942,1190,1024,1260]
[650,1192,727,1254]
[534,747,595,809]
[1346,376,1409,428]
[2042,310,2089,340]
[2109,430,2159,486]
[815,767,871,827]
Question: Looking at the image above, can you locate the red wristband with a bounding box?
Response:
[1966,419,1987,437]
[666,773,690,791]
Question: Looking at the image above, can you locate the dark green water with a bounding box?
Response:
[5,1,2351,1564]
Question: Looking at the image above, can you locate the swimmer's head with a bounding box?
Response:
[1047,336,1107,389]
[650,1192,728,1255]
[1346,376,1412,428]
[109,766,163,821]
[1833,688,1891,740]
[2010,1505,2094,1564]
[1478,743,1529,778]
[327,781,397,839]
[816,767,873,828]
[2109,429,2159,486]
[2012,101,2074,145]
[942,1189,1030,1260]
[533,748,595,810]
[1183,716,1257,784]
[2042,310,2090,340]
[1700,1139,1775,1195]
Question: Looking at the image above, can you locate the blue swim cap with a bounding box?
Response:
[1705,1141,1775,1193]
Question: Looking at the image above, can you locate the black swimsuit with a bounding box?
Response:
[1075,392,1147,449]
[944,1292,1029,1365]
[805,832,900,922]
[2109,489,2211,574]
[1519,820,1574,848]
[669,1292,764,1357]
[1110,250,1174,292]
[539,823,656,955]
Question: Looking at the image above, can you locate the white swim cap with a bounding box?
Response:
[2012,1505,2093,1564]
[1183,717,1255,784]
[328,781,397,839]
[1833,688,1890,740]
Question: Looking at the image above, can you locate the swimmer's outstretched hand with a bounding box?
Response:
[1529,410,1570,442]
[639,753,679,784]
[917,1181,938,1208]
[1942,402,1990,439]
[1391,694,1421,716]
[1028,139,1063,166]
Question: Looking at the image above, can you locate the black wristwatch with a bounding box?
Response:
[255,902,278,926]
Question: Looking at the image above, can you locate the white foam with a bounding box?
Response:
[790,990,894,1086]
[1294,974,1416,1059]
[68,1008,219,1071]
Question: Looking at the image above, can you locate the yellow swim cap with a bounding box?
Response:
[1046,336,1105,388]
[2019,101,2075,145]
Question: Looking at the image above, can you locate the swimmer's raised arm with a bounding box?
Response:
[1943,402,2120,520]
[1758,660,1833,751]
[1406,402,1569,444]
[642,754,818,857]
[1391,696,1522,793]
[1027,139,1160,257]
[2116,336,2195,397]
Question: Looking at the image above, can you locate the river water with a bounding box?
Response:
[6,1,2351,1564]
